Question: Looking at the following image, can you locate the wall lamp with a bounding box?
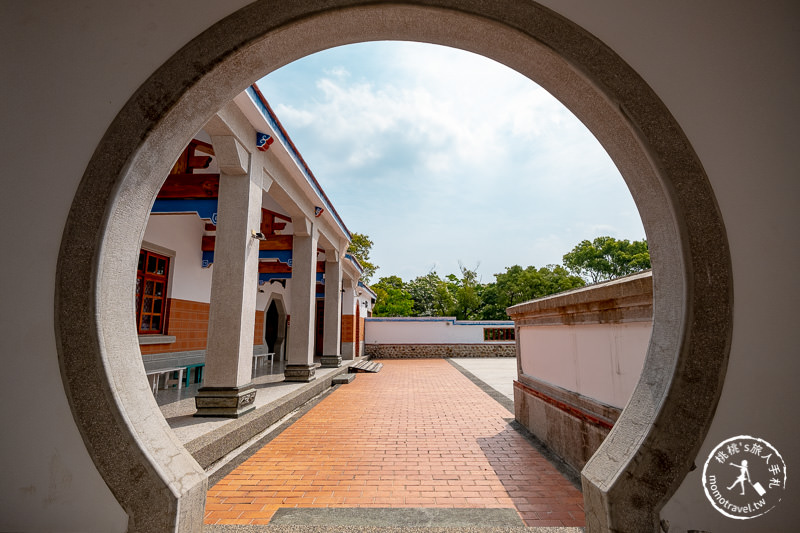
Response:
[251,230,267,240]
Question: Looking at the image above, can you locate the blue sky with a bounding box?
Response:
[257,41,644,283]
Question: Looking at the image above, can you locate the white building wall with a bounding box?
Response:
[143,213,213,303]
[518,322,651,409]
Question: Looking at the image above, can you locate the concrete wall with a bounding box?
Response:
[1,2,797,532]
[509,272,652,472]
[366,317,515,344]
[366,343,516,358]
[364,317,515,358]
[518,322,650,409]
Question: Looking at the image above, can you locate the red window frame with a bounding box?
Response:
[136,249,170,334]
[483,327,515,341]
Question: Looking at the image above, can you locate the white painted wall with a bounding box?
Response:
[143,214,214,303]
[258,278,291,317]
[518,322,651,409]
[365,317,514,345]
[1,2,797,532]
[0,2,250,530]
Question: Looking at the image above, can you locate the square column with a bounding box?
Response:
[195,135,260,417]
[320,252,343,367]
[284,218,318,382]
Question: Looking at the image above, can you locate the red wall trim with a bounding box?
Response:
[513,380,614,430]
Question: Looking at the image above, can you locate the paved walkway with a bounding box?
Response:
[205,359,585,528]
[448,358,518,401]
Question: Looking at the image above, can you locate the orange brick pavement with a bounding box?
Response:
[205,359,585,527]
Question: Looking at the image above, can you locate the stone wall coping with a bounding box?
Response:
[507,270,652,325]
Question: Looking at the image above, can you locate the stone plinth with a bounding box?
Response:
[194,386,256,418]
[284,364,316,382]
[320,355,343,367]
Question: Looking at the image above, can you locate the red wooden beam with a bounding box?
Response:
[157,173,220,199]
[259,235,293,251]
[202,234,294,253]
[259,262,292,274]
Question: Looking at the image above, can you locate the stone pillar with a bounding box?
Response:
[284,218,318,382]
[340,278,357,360]
[195,135,260,417]
[320,252,343,367]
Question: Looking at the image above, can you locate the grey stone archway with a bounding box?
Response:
[55,1,732,532]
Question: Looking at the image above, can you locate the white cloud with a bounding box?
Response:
[259,42,644,281]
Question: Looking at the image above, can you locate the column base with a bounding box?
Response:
[194,386,256,418]
[284,364,317,382]
[320,354,343,368]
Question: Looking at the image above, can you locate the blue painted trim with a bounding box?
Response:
[259,250,292,264]
[151,198,218,223]
[345,253,364,274]
[245,85,351,240]
[357,280,377,299]
[259,273,291,283]
[202,251,214,268]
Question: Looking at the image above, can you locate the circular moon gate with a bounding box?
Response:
[55,2,732,532]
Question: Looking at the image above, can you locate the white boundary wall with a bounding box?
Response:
[365,317,514,345]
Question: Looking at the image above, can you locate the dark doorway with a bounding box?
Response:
[265,300,279,353]
[314,300,324,358]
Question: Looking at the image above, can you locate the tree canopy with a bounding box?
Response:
[370,263,584,319]
[562,236,650,283]
[366,235,648,318]
[478,264,585,319]
[348,232,378,284]
[371,276,414,317]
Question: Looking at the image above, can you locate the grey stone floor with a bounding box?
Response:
[448,357,517,401]
[157,358,345,444]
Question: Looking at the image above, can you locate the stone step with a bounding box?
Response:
[331,373,356,385]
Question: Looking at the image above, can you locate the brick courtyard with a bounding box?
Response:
[205,359,585,527]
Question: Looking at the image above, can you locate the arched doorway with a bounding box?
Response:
[55,2,732,531]
[264,296,287,360]
[265,301,279,353]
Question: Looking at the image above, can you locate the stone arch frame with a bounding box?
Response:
[54,1,732,532]
[264,292,288,361]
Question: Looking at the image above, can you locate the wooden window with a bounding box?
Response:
[136,250,170,334]
[484,327,515,341]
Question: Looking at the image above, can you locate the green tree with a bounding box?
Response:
[371,276,414,316]
[562,236,650,283]
[476,283,507,320]
[407,271,454,317]
[348,232,378,284]
[450,264,482,320]
[480,264,585,318]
